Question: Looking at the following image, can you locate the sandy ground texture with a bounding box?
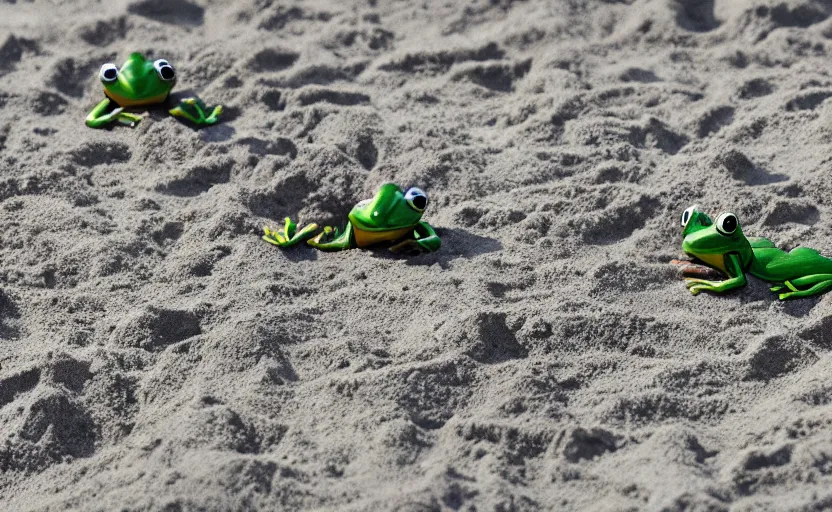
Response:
[1,0,832,510]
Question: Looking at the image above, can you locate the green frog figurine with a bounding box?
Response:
[263,183,441,254]
[675,205,832,300]
[86,52,222,128]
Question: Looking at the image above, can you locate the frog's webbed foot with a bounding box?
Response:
[169,97,223,127]
[684,278,718,296]
[770,281,799,294]
[684,275,746,296]
[263,217,318,248]
[85,98,142,128]
[308,224,353,251]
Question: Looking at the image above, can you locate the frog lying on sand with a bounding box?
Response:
[86,52,222,128]
[673,205,832,300]
[263,183,441,254]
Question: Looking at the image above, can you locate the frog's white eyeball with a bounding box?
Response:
[716,212,739,235]
[153,59,176,82]
[680,205,697,228]
[99,63,118,83]
[404,187,427,212]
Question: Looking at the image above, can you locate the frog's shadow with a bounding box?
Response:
[697,273,822,317]
[371,227,502,267]
[279,247,319,263]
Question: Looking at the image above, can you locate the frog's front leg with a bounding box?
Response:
[390,221,441,254]
[169,97,223,126]
[685,253,747,295]
[85,98,142,128]
[263,217,318,248]
[307,223,353,251]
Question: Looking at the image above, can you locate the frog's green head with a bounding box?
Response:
[349,183,427,233]
[681,207,751,273]
[99,53,176,107]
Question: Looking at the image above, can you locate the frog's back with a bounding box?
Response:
[750,245,832,281]
[747,236,776,249]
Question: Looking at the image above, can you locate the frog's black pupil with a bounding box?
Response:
[103,68,117,80]
[160,66,175,80]
[412,195,427,210]
[722,215,737,233]
[682,212,689,224]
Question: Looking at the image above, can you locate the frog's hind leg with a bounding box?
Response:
[786,274,832,289]
[169,98,223,126]
[85,98,142,128]
[778,280,832,300]
[777,274,832,300]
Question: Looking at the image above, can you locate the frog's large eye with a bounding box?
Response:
[716,212,739,236]
[99,63,118,83]
[404,187,428,212]
[153,59,175,82]
[680,205,697,228]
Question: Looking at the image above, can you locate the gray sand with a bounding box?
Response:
[1,0,831,510]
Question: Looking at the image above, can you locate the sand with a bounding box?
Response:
[0,0,831,510]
